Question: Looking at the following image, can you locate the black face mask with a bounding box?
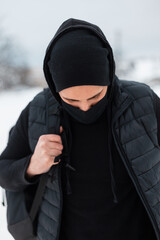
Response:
[60,91,108,124]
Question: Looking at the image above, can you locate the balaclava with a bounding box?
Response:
[48,29,111,124]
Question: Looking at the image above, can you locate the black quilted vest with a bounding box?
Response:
[28,77,160,240]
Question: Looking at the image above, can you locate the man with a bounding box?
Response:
[0,18,160,240]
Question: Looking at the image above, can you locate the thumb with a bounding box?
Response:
[60,125,63,133]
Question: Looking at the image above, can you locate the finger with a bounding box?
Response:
[60,125,63,133]
[40,134,62,144]
[48,148,62,157]
[52,159,61,165]
[46,142,63,151]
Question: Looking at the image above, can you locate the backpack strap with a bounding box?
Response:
[29,88,61,222]
[29,172,48,222]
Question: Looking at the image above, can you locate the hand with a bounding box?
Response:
[26,126,63,178]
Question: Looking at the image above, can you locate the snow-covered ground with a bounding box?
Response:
[0,82,160,239]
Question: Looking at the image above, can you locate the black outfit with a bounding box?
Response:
[0,92,160,239]
[1,18,160,240]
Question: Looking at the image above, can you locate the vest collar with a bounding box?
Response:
[111,76,134,124]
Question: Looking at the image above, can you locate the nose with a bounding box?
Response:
[79,103,92,111]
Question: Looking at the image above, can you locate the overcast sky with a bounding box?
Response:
[1,0,160,68]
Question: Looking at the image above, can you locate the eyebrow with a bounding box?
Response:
[63,89,104,101]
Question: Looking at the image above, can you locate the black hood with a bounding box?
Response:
[43,18,116,104]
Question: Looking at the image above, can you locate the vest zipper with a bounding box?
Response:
[112,125,160,240]
[56,161,63,240]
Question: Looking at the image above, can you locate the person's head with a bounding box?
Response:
[44,18,115,124]
[59,85,108,111]
[44,18,116,108]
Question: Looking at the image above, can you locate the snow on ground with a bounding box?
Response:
[0,83,159,239]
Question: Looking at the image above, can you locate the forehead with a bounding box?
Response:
[59,85,105,99]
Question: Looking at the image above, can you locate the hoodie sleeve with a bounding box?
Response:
[0,102,40,192]
[152,91,160,146]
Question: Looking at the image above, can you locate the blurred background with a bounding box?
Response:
[0,0,160,239]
